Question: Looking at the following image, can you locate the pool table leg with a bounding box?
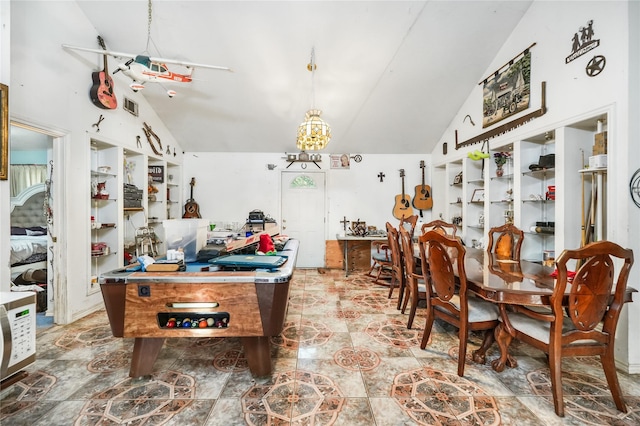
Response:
[241,336,272,376]
[130,337,165,377]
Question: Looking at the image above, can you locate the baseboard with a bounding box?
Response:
[615,359,640,375]
[71,302,105,324]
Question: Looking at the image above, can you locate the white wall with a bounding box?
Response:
[432,1,639,372]
[3,0,638,369]
[184,152,436,238]
[3,1,184,323]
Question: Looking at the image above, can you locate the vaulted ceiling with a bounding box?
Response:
[71,1,532,154]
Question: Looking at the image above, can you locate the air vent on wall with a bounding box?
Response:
[123,97,138,116]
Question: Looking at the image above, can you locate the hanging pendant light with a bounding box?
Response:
[296,48,331,151]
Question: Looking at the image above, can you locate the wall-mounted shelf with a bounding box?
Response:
[285,160,321,169]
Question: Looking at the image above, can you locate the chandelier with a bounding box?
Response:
[296,48,331,150]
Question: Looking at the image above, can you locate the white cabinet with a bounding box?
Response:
[463,157,485,246]
[90,140,122,294]
[88,137,182,294]
[436,111,608,263]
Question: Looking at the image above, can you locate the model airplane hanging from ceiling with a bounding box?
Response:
[62,44,232,97]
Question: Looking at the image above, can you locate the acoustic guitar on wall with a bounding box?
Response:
[412,160,433,216]
[183,177,202,218]
[90,36,117,110]
[392,169,414,220]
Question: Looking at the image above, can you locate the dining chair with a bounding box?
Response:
[367,222,395,285]
[399,226,425,329]
[385,225,404,300]
[420,219,457,237]
[389,214,418,307]
[486,223,524,260]
[502,240,634,417]
[418,230,500,376]
[399,214,419,238]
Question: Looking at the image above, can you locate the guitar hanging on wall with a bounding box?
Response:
[392,169,414,220]
[183,177,202,218]
[90,36,117,110]
[412,160,433,216]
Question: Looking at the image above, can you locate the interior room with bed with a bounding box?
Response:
[9,133,54,321]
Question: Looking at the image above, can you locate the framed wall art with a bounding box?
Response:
[0,83,8,180]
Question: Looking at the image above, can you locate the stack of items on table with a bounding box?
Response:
[123,183,143,208]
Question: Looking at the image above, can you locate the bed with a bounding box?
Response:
[10,183,48,275]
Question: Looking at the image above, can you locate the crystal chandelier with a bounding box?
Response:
[296,48,331,151]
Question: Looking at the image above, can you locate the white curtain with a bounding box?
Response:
[10,164,47,197]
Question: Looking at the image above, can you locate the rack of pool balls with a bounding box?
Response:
[161,315,229,329]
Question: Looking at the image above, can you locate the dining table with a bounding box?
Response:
[415,245,637,372]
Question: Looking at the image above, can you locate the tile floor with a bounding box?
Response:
[2,268,639,425]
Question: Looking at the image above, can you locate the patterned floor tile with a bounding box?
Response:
[2,267,639,426]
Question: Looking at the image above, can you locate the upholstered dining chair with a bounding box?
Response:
[486,223,524,260]
[502,240,634,417]
[418,230,500,376]
[367,222,396,285]
[420,219,457,237]
[399,226,425,329]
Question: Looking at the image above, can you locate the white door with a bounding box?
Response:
[281,171,325,267]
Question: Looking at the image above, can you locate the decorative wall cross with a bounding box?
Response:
[340,216,349,232]
[378,172,385,182]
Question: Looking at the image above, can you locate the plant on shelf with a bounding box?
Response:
[493,152,511,177]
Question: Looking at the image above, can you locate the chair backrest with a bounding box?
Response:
[385,222,403,275]
[486,223,524,260]
[553,240,634,336]
[399,214,419,238]
[398,226,417,276]
[418,230,468,304]
[421,220,457,237]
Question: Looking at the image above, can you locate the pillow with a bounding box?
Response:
[11,226,46,236]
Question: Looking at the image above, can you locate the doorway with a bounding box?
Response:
[9,123,64,328]
[280,171,326,268]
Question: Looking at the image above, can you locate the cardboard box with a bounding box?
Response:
[589,154,607,169]
[163,219,209,262]
[593,131,607,155]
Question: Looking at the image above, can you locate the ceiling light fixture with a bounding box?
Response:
[296,48,331,151]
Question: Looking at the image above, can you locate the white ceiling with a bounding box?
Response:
[71,0,532,154]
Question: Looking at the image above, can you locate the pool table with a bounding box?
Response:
[99,239,298,378]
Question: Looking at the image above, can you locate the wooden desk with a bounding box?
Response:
[336,233,387,276]
[459,248,635,371]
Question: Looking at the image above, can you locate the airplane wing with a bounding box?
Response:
[146,56,232,72]
[62,44,137,60]
[62,44,232,72]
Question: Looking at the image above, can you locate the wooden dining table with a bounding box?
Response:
[415,245,636,372]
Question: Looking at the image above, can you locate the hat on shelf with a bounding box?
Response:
[529,154,555,171]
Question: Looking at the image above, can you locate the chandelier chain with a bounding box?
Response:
[146,0,153,52]
[310,47,316,108]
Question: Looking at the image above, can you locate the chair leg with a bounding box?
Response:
[407,294,417,329]
[366,261,378,278]
[457,324,468,377]
[601,352,627,413]
[396,277,405,310]
[388,274,396,299]
[548,347,565,417]
[420,309,435,349]
[401,286,410,314]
